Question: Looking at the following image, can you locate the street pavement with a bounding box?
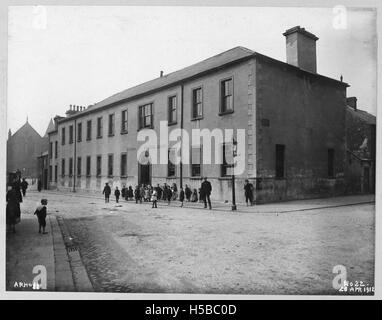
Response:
[6,190,375,295]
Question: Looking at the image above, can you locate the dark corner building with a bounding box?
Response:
[45,26,375,203]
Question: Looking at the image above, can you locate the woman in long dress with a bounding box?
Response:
[6,185,21,233]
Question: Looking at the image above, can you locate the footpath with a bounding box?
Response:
[6,211,93,292]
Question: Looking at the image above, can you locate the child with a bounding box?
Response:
[179,187,185,207]
[151,190,158,208]
[34,199,48,234]
[114,187,120,203]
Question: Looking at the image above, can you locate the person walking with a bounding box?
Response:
[185,184,192,202]
[201,177,212,209]
[171,183,178,200]
[179,187,185,207]
[244,179,254,206]
[103,183,111,203]
[37,179,42,192]
[134,185,141,204]
[114,187,121,203]
[21,178,29,197]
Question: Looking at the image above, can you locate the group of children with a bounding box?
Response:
[102,182,203,208]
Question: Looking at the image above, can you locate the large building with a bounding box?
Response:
[7,119,52,181]
[48,26,352,203]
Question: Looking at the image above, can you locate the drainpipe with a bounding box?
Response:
[73,119,77,192]
[180,84,184,188]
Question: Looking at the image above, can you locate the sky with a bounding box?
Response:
[7,6,377,136]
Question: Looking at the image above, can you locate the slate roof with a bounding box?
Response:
[347,106,376,125]
[58,46,349,123]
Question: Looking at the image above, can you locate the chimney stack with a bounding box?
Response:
[347,97,357,110]
[160,70,164,77]
[283,26,318,73]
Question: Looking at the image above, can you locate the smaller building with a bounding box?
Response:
[345,97,376,194]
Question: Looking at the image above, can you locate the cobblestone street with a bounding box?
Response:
[17,190,375,295]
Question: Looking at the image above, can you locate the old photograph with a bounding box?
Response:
[4,5,377,296]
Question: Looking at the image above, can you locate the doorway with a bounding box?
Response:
[139,163,151,186]
[363,166,370,193]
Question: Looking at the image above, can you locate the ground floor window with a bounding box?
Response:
[120,153,127,177]
[167,148,176,177]
[96,155,102,177]
[191,146,202,177]
[108,154,114,177]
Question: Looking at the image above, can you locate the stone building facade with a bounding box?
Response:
[48,26,351,203]
[7,120,51,180]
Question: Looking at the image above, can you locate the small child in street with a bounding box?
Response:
[151,189,158,208]
[179,187,185,207]
[34,199,48,234]
[115,187,120,203]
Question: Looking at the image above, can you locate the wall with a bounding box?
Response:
[255,57,347,203]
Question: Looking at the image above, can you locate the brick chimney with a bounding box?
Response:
[347,97,357,110]
[283,26,318,73]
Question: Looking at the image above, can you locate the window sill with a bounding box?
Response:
[96,136,103,139]
[107,175,114,178]
[218,176,231,180]
[108,134,115,137]
[86,138,92,142]
[137,126,154,131]
[120,131,128,135]
[191,117,203,122]
[190,176,202,180]
[77,140,82,143]
[168,121,177,126]
[120,175,127,178]
[219,110,234,116]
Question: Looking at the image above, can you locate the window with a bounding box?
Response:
[86,156,91,177]
[54,165,58,182]
[192,87,203,119]
[108,154,114,177]
[120,153,127,177]
[221,143,231,177]
[121,110,128,133]
[69,125,73,144]
[220,78,233,114]
[168,95,177,124]
[97,117,103,138]
[275,144,285,178]
[167,148,176,177]
[49,142,53,159]
[69,158,73,176]
[61,159,65,176]
[49,165,52,181]
[96,155,102,177]
[328,148,335,178]
[77,122,82,142]
[77,157,82,176]
[108,114,115,136]
[54,141,58,158]
[138,103,153,129]
[86,120,92,141]
[191,146,202,177]
[61,128,66,145]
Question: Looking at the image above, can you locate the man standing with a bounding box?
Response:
[185,184,192,202]
[201,177,212,210]
[21,178,29,197]
[103,183,111,203]
[244,179,254,206]
[114,187,121,203]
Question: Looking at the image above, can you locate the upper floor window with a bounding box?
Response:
[138,103,153,129]
[49,142,53,159]
[54,141,58,158]
[192,87,203,120]
[86,120,92,141]
[97,117,103,138]
[220,78,233,114]
[108,113,115,136]
[69,125,74,144]
[61,128,66,145]
[121,110,128,133]
[168,95,177,125]
[61,159,65,176]
[77,122,82,142]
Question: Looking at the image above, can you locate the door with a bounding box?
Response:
[139,163,151,186]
